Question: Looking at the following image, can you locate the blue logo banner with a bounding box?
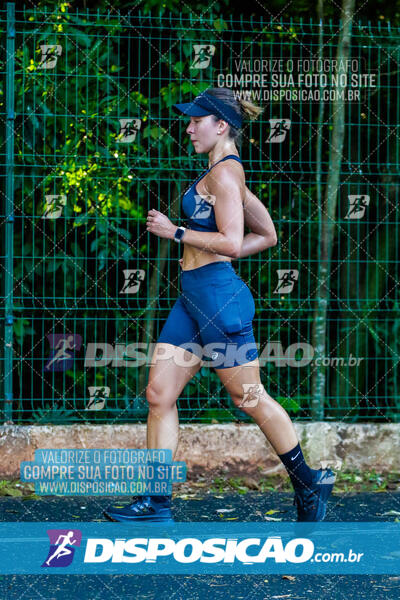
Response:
[0,522,399,574]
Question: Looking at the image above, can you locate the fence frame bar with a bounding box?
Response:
[3,2,16,423]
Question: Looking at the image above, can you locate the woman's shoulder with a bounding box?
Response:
[202,159,245,199]
[207,157,244,182]
[211,155,243,172]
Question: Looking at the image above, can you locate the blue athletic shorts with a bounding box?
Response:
[157,261,259,369]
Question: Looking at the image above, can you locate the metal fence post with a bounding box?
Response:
[3,2,15,423]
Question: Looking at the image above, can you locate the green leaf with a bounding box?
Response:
[214,18,228,32]
[0,487,23,497]
[73,213,89,227]
[113,227,131,240]
[70,242,84,257]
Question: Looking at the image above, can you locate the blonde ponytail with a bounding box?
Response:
[239,98,264,121]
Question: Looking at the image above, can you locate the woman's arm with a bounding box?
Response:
[146,162,244,258]
[146,173,277,260]
[236,185,278,258]
[178,164,244,257]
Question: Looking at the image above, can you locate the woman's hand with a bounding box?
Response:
[146,209,176,240]
[178,257,184,268]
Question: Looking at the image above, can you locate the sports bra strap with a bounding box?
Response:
[209,154,242,170]
[192,154,242,186]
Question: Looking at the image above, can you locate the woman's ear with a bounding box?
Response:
[218,120,229,135]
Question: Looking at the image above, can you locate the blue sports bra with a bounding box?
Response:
[181,154,242,232]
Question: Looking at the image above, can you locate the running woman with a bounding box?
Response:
[104,88,335,523]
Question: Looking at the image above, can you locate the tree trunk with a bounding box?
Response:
[311,0,356,418]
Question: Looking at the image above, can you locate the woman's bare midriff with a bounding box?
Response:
[180,243,232,271]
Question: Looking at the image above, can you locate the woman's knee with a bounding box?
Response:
[145,383,177,409]
[231,383,266,411]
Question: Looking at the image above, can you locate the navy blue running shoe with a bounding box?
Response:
[293,468,336,522]
[103,495,174,523]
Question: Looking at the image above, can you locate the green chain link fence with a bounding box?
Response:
[0,4,399,424]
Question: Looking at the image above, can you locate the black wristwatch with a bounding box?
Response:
[174,226,186,243]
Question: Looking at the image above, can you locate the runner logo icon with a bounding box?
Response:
[42,529,82,568]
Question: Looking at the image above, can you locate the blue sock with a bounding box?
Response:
[278,443,316,491]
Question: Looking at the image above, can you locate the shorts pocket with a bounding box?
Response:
[213,281,243,334]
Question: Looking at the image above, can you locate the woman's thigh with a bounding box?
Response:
[147,343,202,402]
[213,358,261,401]
[157,295,204,359]
[149,295,204,401]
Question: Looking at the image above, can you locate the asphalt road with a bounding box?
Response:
[1,491,399,599]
